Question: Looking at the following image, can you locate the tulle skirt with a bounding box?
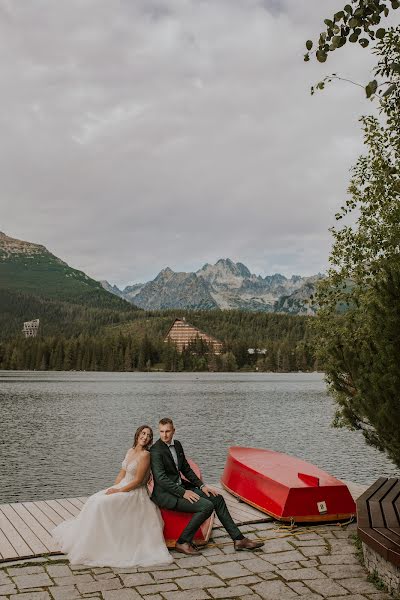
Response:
[52,483,172,568]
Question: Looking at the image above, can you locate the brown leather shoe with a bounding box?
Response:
[234,537,264,551]
[175,541,201,556]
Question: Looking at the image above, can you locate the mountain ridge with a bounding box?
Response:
[102,258,322,314]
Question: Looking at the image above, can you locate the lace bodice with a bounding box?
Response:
[121,452,149,486]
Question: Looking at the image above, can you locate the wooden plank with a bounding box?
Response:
[44,499,75,520]
[369,479,397,528]
[0,527,17,560]
[359,526,400,566]
[33,501,64,526]
[22,502,59,533]
[357,477,387,511]
[11,503,57,551]
[381,480,400,528]
[66,497,85,511]
[0,507,34,556]
[0,505,47,555]
[56,499,80,517]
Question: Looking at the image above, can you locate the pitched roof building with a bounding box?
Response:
[164,318,223,354]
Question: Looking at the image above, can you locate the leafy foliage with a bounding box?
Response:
[314,30,400,467]
[306,1,399,101]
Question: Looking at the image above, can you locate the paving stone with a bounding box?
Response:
[175,575,225,589]
[209,585,252,598]
[53,574,94,586]
[46,565,73,578]
[294,534,323,541]
[300,560,318,568]
[120,572,154,586]
[136,582,178,594]
[153,568,194,580]
[262,540,293,554]
[49,585,81,600]
[9,593,51,600]
[239,558,274,573]
[14,573,54,590]
[202,548,224,556]
[260,572,278,581]
[293,539,326,547]
[307,578,350,596]
[102,589,142,600]
[113,568,139,574]
[194,567,212,575]
[329,541,355,554]
[229,575,262,586]
[319,564,366,579]
[8,566,46,576]
[252,579,298,599]
[92,567,112,574]
[70,564,90,571]
[279,567,327,581]
[287,581,311,595]
[175,556,210,568]
[0,572,12,584]
[297,595,323,600]
[324,596,367,600]
[319,554,359,565]
[144,595,163,600]
[0,557,49,568]
[77,578,123,594]
[222,546,236,555]
[367,593,392,599]
[276,561,301,570]
[300,546,329,557]
[0,584,17,594]
[95,572,117,580]
[163,591,211,600]
[340,577,382,594]
[207,554,240,564]
[139,562,178,571]
[208,562,252,579]
[263,550,304,565]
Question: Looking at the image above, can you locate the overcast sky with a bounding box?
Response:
[1,0,381,287]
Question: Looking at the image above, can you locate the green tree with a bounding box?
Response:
[314,30,400,467]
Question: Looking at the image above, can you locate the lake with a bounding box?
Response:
[0,371,397,504]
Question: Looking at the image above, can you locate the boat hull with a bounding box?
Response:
[148,459,214,548]
[221,447,356,523]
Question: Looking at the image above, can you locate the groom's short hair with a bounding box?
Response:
[159,417,174,427]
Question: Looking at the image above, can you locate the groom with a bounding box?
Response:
[150,417,264,556]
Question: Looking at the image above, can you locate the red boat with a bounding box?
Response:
[148,460,214,548]
[221,447,356,523]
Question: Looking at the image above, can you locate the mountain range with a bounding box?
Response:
[101,258,322,314]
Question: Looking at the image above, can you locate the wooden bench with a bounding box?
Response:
[357,477,400,566]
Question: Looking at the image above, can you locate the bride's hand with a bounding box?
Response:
[105,488,120,495]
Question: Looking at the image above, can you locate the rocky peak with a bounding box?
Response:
[0,231,51,258]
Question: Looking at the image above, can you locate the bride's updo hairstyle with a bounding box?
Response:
[133,425,153,451]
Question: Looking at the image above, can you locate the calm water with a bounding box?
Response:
[0,371,398,503]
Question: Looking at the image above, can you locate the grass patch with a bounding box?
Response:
[351,533,365,566]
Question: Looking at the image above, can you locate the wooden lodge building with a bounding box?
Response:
[164,318,223,354]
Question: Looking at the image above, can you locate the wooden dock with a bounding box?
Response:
[0,481,366,563]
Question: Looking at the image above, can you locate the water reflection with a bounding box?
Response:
[0,371,397,503]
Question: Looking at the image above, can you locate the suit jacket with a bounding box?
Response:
[150,438,203,509]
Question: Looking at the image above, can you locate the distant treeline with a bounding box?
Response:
[0,312,319,372]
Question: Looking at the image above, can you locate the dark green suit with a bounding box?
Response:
[150,438,242,544]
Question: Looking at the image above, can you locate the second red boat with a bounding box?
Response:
[221,447,356,523]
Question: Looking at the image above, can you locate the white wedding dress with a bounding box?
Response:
[52,454,172,567]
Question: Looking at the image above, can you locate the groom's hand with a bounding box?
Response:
[183,490,200,503]
[201,485,219,497]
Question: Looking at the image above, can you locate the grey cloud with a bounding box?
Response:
[0,0,377,286]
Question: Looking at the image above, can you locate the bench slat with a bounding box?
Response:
[369,479,398,528]
[357,478,387,527]
[381,481,400,528]
[358,526,400,566]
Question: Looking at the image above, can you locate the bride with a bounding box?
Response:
[52,425,172,567]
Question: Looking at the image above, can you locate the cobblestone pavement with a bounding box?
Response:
[0,522,393,600]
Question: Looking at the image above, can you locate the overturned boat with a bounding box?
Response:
[221,447,356,523]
